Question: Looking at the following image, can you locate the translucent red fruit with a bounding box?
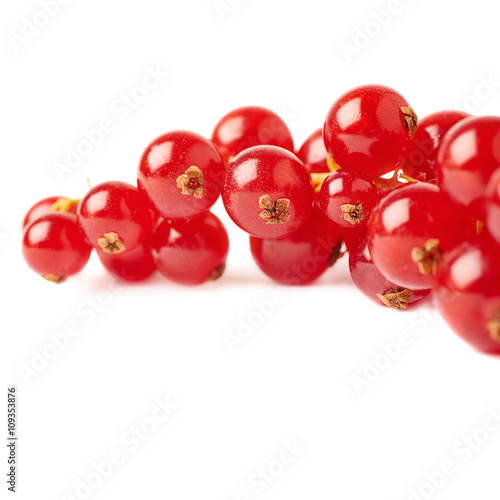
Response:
[97,241,156,282]
[436,115,500,218]
[22,213,92,283]
[296,128,329,174]
[152,212,229,285]
[486,168,500,244]
[318,169,377,228]
[434,239,500,355]
[367,183,466,290]
[211,106,294,165]
[23,196,78,229]
[249,205,343,285]
[403,110,469,182]
[137,130,225,219]
[222,145,314,239]
[349,229,430,309]
[78,181,153,255]
[323,84,416,178]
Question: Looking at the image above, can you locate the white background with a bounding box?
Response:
[2,1,500,499]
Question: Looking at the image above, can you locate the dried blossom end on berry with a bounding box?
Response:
[401,106,418,139]
[176,166,204,199]
[377,288,415,310]
[341,204,366,225]
[43,273,66,284]
[411,238,442,275]
[486,311,500,343]
[258,195,291,225]
[98,232,126,254]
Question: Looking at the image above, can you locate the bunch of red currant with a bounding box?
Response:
[22,84,500,355]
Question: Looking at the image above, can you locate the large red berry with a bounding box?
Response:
[349,229,430,309]
[23,196,79,229]
[78,181,153,254]
[152,212,229,285]
[486,168,500,244]
[222,145,314,239]
[434,238,500,355]
[436,115,500,218]
[318,169,377,228]
[403,110,469,182]
[249,205,343,285]
[211,106,294,165]
[367,183,467,290]
[323,84,417,178]
[138,130,225,219]
[22,213,91,283]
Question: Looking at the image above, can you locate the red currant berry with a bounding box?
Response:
[323,84,417,178]
[78,181,153,255]
[23,196,79,229]
[434,239,500,355]
[436,115,500,218]
[222,145,314,239]
[22,213,91,283]
[297,128,329,174]
[211,106,294,164]
[486,168,500,244]
[249,205,343,285]
[403,110,469,182]
[152,212,229,285]
[138,130,225,219]
[367,183,466,290]
[97,240,156,282]
[349,229,430,309]
[318,169,377,228]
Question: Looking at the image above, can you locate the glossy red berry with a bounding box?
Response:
[486,168,500,244]
[323,84,417,178]
[211,106,294,165]
[23,196,79,229]
[318,169,377,228]
[249,205,343,285]
[152,212,229,285]
[403,110,469,182]
[222,145,314,239]
[138,130,225,219]
[297,128,329,174]
[22,213,92,283]
[97,240,156,282]
[436,115,500,218]
[367,183,466,290]
[349,229,430,309]
[434,239,500,355]
[78,181,153,254]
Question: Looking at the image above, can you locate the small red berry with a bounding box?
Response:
[152,212,229,285]
[297,128,329,174]
[222,145,314,239]
[211,106,294,164]
[138,130,225,219]
[22,213,91,283]
[249,205,343,285]
[318,169,377,228]
[436,115,500,218]
[23,196,79,229]
[323,84,417,178]
[78,181,153,254]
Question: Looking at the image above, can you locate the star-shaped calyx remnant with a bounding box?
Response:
[377,288,415,310]
[176,166,204,199]
[340,203,366,225]
[411,238,442,275]
[401,106,418,139]
[486,310,500,343]
[258,194,291,225]
[98,232,126,254]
